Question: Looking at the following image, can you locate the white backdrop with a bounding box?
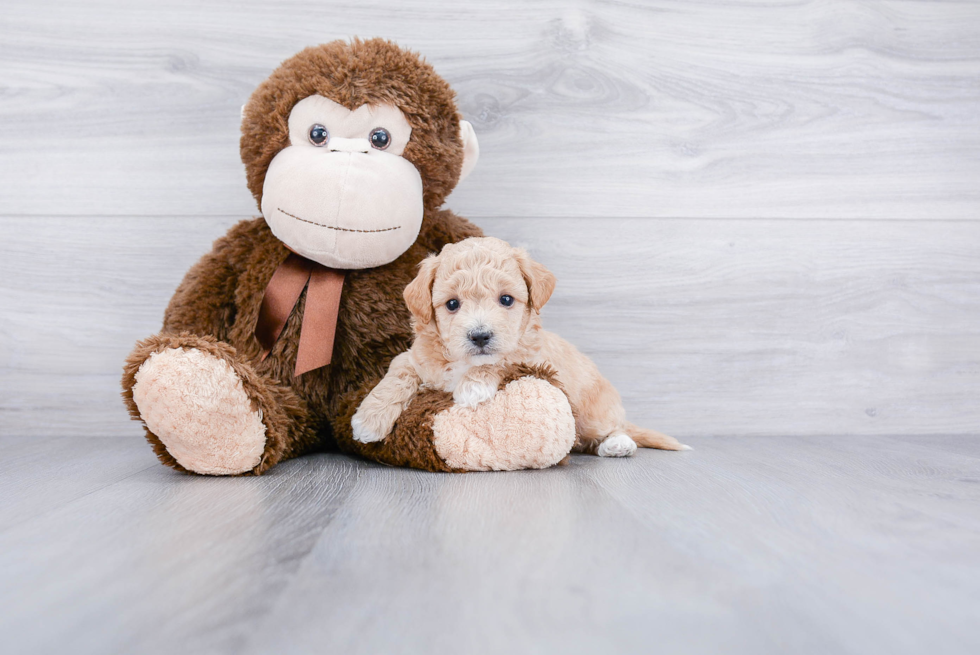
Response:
[2,0,979,438]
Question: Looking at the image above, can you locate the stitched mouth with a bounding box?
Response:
[277,208,401,233]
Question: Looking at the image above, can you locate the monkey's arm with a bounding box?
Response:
[351,351,422,443]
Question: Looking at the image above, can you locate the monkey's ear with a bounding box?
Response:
[404,255,440,325]
[515,249,557,311]
[457,120,480,184]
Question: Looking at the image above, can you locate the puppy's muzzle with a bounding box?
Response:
[467,328,494,351]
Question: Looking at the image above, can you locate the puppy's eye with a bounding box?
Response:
[445,298,460,312]
[309,124,329,146]
[370,127,391,150]
[499,295,515,307]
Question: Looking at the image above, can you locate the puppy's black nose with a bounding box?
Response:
[468,330,493,349]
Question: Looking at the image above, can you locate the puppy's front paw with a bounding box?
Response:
[597,433,637,458]
[453,379,498,408]
[351,409,391,444]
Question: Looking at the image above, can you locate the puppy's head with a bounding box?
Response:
[404,237,556,363]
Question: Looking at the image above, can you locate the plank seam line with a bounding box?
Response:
[0,461,160,536]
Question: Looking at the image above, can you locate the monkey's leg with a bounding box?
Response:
[121,333,318,476]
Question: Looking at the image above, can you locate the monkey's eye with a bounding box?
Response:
[309,124,329,146]
[445,298,460,313]
[499,295,515,307]
[370,127,391,150]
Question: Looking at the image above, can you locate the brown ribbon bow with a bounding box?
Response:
[255,252,346,377]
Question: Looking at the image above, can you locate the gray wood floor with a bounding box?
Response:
[2,435,978,655]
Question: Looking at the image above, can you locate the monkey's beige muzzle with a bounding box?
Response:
[261,146,424,270]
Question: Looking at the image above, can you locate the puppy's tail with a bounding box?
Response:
[626,423,691,451]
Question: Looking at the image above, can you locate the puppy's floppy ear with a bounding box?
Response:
[404,254,440,325]
[515,249,556,311]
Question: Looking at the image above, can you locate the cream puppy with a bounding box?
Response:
[351,237,688,456]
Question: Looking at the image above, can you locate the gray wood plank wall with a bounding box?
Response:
[2,0,979,439]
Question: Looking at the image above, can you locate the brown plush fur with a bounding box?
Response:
[335,378,461,472]
[122,39,483,474]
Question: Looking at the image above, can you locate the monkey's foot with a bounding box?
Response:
[432,375,576,471]
[132,347,267,475]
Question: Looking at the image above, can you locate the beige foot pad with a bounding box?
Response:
[132,347,267,475]
[432,376,576,471]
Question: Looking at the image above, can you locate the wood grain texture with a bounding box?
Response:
[0,436,156,530]
[2,215,978,439]
[1,435,977,654]
[1,0,978,219]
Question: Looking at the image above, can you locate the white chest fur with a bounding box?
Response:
[439,360,473,392]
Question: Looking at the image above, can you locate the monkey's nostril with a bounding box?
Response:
[468,330,493,349]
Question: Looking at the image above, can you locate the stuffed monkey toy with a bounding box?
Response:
[121,39,575,474]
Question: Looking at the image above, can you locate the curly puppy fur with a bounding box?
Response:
[122,39,482,474]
